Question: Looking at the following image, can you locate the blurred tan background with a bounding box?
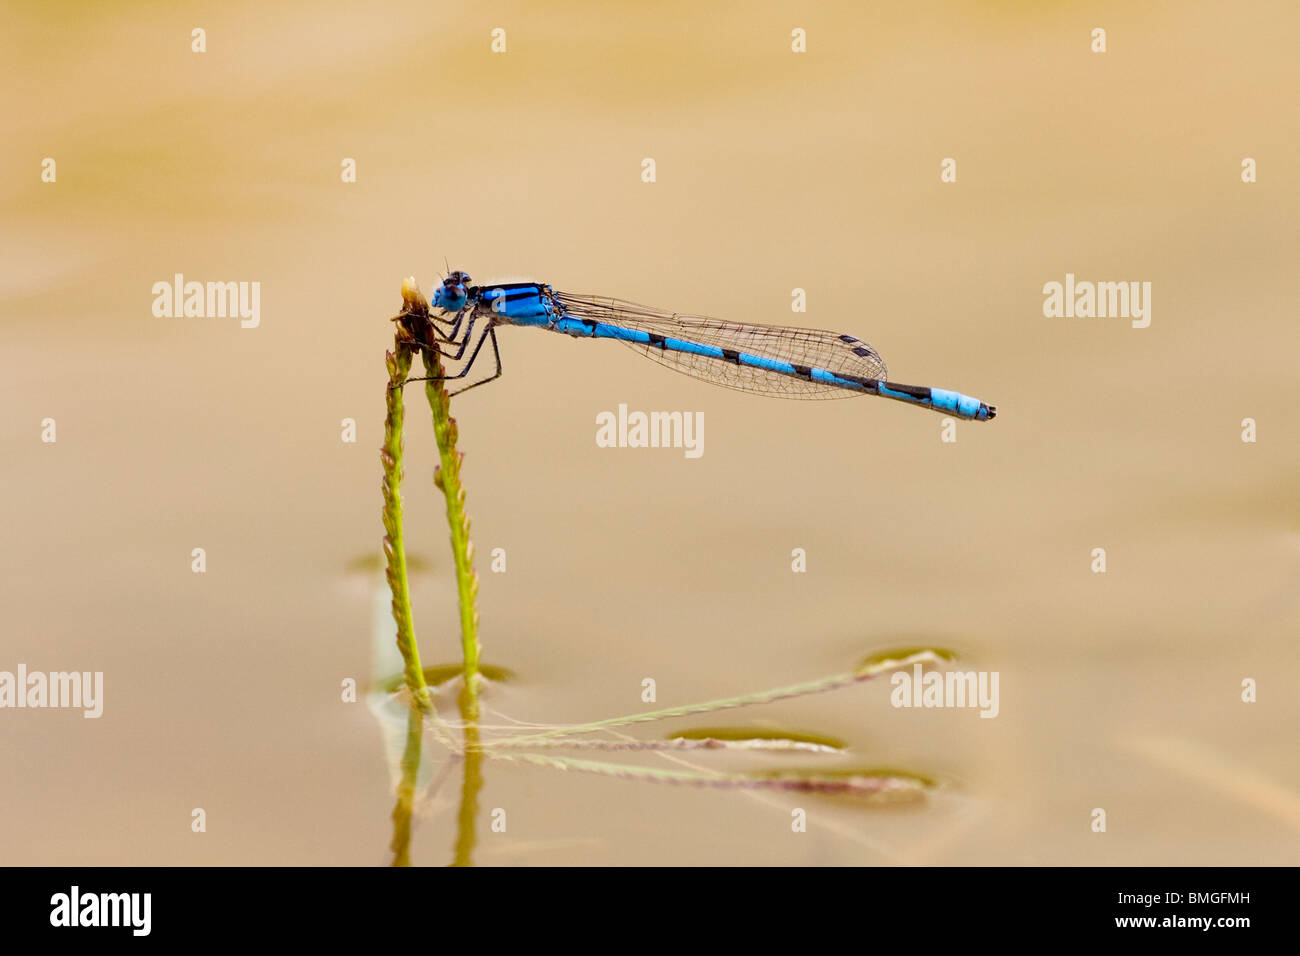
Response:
[2,1,1297,865]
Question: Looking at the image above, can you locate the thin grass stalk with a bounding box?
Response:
[382,343,434,716]
[484,737,844,753]
[421,349,481,710]
[485,649,950,747]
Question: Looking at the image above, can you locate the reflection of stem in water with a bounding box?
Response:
[389,700,423,867]
[452,684,484,867]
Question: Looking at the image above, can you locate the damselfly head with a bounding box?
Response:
[433,271,472,313]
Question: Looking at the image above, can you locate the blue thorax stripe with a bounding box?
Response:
[479,283,551,322]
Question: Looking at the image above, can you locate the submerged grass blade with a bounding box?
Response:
[487,736,845,754]
[486,751,932,799]
[670,726,846,749]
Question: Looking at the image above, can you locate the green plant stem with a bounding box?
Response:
[419,342,485,863]
[421,349,482,714]
[382,343,434,716]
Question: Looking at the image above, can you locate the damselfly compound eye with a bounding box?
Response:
[433,274,470,312]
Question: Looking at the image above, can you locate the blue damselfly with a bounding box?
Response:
[393,272,996,421]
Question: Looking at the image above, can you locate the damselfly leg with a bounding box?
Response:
[427,309,471,347]
[397,323,504,397]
